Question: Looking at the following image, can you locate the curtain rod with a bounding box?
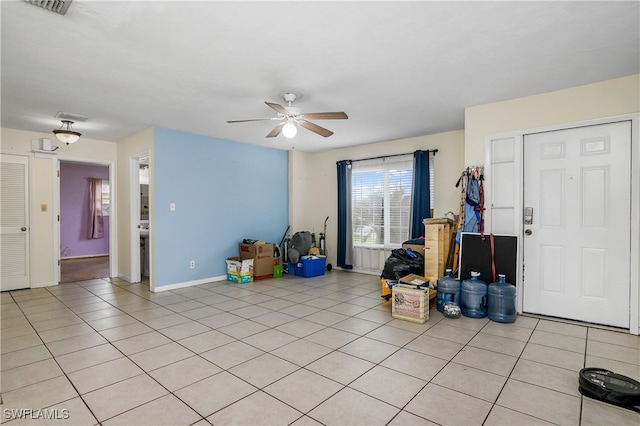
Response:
[347,149,438,164]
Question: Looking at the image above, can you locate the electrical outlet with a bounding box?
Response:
[170,203,176,211]
[189,260,195,269]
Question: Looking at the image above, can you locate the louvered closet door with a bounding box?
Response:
[1,155,30,291]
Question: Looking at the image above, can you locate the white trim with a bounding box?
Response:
[130,150,152,289]
[629,114,639,335]
[55,156,117,284]
[153,275,227,292]
[129,156,141,284]
[484,113,639,334]
[117,273,132,282]
[31,281,58,288]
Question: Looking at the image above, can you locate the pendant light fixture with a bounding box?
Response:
[53,120,81,144]
[282,118,297,139]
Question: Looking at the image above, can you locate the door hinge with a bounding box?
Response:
[57,215,60,222]
[58,260,61,266]
[57,170,60,177]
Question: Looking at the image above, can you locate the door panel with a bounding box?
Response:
[1,154,30,291]
[523,122,631,328]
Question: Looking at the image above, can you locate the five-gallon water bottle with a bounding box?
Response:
[436,269,461,313]
[488,273,517,323]
[460,271,488,318]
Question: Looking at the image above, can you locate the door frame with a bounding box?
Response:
[484,113,639,334]
[129,151,151,287]
[54,157,117,283]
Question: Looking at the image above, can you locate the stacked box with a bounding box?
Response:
[398,274,438,308]
[391,283,429,323]
[239,243,275,280]
[226,257,253,283]
[401,243,424,256]
[423,218,456,282]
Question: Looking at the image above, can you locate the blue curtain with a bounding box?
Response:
[336,160,353,269]
[410,150,431,239]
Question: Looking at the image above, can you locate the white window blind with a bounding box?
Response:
[351,154,414,248]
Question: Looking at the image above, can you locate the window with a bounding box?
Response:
[352,155,414,247]
[101,180,110,216]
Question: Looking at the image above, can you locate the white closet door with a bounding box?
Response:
[1,154,30,291]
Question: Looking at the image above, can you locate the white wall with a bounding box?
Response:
[289,130,465,268]
[1,128,116,287]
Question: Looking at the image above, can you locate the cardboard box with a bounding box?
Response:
[399,274,437,308]
[239,242,275,279]
[226,257,253,283]
[402,243,424,256]
[392,283,429,323]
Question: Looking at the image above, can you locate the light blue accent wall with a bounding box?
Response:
[153,127,288,288]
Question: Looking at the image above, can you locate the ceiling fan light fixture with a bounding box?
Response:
[53,119,81,144]
[282,119,297,139]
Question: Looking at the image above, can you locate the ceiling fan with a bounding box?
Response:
[227,92,348,138]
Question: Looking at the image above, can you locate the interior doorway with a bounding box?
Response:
[130,152,150,285]
[58,159,114,283]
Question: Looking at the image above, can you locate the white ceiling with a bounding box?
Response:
[2,1,638,152]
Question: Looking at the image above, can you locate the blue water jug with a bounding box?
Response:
[460,272,488,318]
[488,274,517,323]
[436,269,461,313]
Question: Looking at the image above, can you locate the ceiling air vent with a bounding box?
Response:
[23,0,72,16]
[54,111,89,122]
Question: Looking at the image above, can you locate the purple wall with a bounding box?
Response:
[60,162,110,258]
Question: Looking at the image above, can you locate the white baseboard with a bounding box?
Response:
[31,281,59,288]
[152,275,227,292]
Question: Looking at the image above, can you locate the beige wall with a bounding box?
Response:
[289,130,465,267]
[115,127,154,283]
[465,74,640,165]
[1,128,117,287]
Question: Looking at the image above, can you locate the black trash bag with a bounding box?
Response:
[381,248,424,280]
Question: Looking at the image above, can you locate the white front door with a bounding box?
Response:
[522,121,631,328]
[1,154,30,291]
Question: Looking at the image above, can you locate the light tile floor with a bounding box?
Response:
[1,271,639,425]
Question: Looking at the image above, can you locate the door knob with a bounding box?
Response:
[525,229,532,235]
[21,227,27,232]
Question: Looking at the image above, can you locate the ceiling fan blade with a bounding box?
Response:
[265,101,289,116]
[302,112,348,120]
[227,118,277,123]
[266,122,286,138]
[299,120,334,137]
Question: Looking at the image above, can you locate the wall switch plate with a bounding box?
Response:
[170,203,176,211]
[189,260,195,269]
